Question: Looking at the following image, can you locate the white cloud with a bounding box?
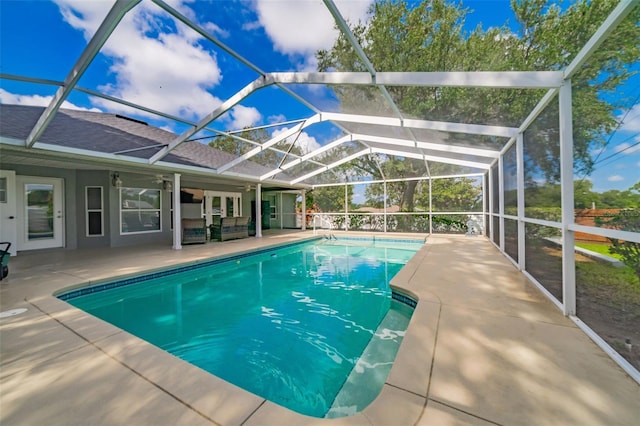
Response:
[226,105,262,130]
[608,175,624,182]
[267,114,287,124]
[251,0,371,66]
[614,142,640,155]
[618,104,640,132]
[242,20,262,31]
[589,146,606,157]
[54,0,112,39]
[272,126,321,154]
[0,89,101,112]
[53,0,224,120]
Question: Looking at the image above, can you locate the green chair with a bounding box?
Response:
[0,242,11,280]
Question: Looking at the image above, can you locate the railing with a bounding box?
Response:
[310,212,485,234]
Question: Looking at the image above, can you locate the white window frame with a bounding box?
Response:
[85,186,104,237]
[0,177,7,203]
[119,187,162,235]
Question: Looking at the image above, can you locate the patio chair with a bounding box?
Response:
[0,242,11,280]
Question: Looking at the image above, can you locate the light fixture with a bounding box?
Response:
[162,180,172,191]
[111,172,123,189]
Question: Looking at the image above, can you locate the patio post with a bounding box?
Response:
[301,190,306,231]
[344,184,348,231]
[428,177,433,234]
[172,173,182,250]
[280,192,283,230]
[517,133,526,270]
[256,183,262,238]
[488,166,494,242]
[559,80,576,316]
[383,181,387,233]
[498,155,505,251]
[482,173,487,237]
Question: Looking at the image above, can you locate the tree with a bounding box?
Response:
[209,127,303,168]
[427,177,483,212]
[596,209,640,277]
[317,0,639,206]
[310,185,353,212]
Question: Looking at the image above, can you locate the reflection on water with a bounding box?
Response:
[68,240,418,417]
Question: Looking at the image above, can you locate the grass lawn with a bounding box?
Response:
[527,237,640,369]
[575,242,625,261]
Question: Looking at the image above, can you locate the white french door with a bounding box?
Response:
[202,191,242,227]
[0,170,17,256]
[16,176,65,250]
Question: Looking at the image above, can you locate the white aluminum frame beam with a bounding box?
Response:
[290,148,371,184]
[498,154,505,250]
[172,173,182,250]
[216,114,321,173]
[149,71,563,164]
[261,131,496,182]
[516,133,526,270]
[322,112,518,138]
[311,172,484,187]
[559,81,576,316]
[322,0,375,76]
[267,71,564,88]
[149,77,271,164]
[354,134,500,158]
[564,0,638,80]
[372,148,490,170]
[322,0,409,132]
[25,0,141,148]
[152,0,322,116]
[1,73,323,167]
[8,140,300,188]
[259,135,354,180]
[240,111,510,177]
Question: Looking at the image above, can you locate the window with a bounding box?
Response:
[120,188,161,234]
[0,177,6,203]
[86,186,103,236]
[0,177,7,203]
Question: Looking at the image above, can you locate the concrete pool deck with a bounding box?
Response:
[1,232,639,425]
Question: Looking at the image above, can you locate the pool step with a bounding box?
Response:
[325,301,412,418]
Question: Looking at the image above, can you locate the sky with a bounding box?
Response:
[0,0,637,193]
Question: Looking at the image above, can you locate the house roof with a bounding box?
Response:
[0,104,292,185]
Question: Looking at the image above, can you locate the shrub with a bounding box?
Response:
[596,209,640,277]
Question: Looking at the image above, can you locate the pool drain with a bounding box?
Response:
[0,308,27,318]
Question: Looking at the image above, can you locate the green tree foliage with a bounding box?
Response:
[596,209,640,277]
[524,181,640,209]
[311,185,353,212]
[427,177,483,211]
[317,0,639,208]
[591,183,640,277]
[208,128,303,168]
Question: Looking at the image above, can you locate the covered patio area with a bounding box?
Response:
[1,233,638,425]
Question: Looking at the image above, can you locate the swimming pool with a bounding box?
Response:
[59,237,421,417]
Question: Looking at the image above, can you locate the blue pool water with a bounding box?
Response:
[61,238,421,417]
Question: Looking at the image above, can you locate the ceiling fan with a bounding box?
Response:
[153,174,173,190]
[232,183,255,192]
[152,174,167,184]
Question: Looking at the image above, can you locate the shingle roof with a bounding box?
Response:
[0,104,290,180]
